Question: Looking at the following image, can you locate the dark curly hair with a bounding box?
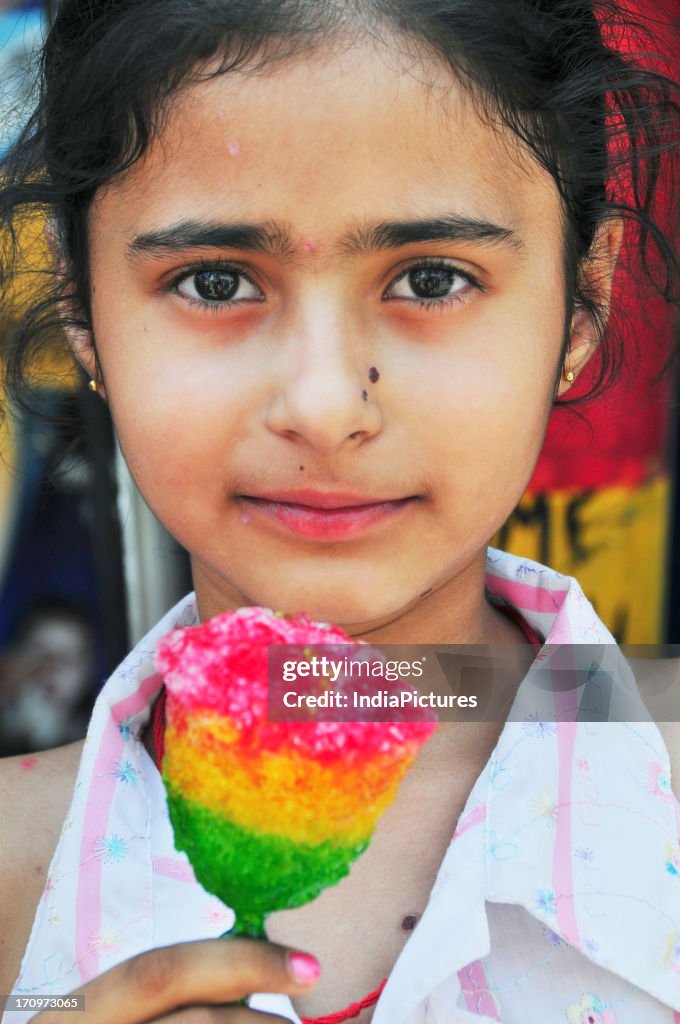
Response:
[1,0,679,416]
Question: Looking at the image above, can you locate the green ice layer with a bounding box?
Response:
[166,785,371,937]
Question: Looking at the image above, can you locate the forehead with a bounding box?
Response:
[91,39,562,252]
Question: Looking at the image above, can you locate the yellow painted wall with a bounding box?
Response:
[495,476,670,643]
[0,211,77,573]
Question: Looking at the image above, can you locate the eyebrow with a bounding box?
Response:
[126,213,523,260]
[127,220,295,260]
[342,215,523,255]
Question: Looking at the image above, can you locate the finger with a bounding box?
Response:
[31,940,320,1024]
[157,1006,294,1024]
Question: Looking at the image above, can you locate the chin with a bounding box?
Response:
[249,578,408,632]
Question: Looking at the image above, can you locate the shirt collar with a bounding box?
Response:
[373,549,680,1021]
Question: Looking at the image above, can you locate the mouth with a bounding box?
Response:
[236,490,419,540]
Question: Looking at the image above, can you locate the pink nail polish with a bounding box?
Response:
[288,952,321,985]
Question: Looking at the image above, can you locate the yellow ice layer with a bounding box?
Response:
[163,718,414,846]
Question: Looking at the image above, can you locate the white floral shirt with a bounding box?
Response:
[4,550,680,1023]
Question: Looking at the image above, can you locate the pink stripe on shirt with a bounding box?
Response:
[152,856,196,884]
[74,674,162,981]
[486,576,565,613]
[457,961,501,1020]
[452,802,487,843]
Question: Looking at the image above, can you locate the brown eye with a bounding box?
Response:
[174,266,263,305]
[193,269,239,301]
[385,260,478,305]
[408,266,456,298]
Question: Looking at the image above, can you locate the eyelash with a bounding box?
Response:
[165,259,262,314]
[383,258,482,310]
[165,256,483,313]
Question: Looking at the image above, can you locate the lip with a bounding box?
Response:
[237,491,418,540]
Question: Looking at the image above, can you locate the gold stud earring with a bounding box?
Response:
[88,379,98,392]
[564,370,575,384]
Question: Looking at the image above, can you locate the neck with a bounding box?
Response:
[191,548,529,647]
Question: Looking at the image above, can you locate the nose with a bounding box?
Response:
[264,300,383,454]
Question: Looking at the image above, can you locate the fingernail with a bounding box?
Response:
[288,952,321,985]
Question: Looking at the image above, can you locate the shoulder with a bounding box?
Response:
[0,740,83,887]
[0,741,83,844]
[0,741,83,993]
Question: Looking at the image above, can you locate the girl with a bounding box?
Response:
[1,1,679,1021]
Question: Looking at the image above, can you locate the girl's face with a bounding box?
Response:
[82,40,609,635]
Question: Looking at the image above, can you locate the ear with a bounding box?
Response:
[67,325,106,400]
[557,215,624,396]
[44,217,106,399]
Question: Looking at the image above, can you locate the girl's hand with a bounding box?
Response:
[30,938,320,1023]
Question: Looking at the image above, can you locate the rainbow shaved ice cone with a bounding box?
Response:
[156,607,435,937]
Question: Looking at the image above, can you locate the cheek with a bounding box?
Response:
[404,300,562,543]
[101,343,251,510]
[91,293,253,475]
[114,380,237,477]
[418,313,560,459]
